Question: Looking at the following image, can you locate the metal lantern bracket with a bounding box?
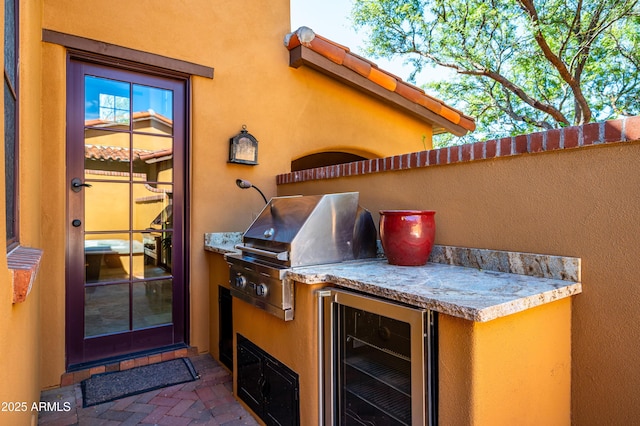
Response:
[228,125,258,165]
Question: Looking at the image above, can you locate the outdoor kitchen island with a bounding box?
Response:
[205,232,582,425]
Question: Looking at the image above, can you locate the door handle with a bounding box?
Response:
[71,178,92,192]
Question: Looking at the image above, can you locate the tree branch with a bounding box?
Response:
[499,89,555,130]
[412,49,570,125]
[569,1,639,74]
[517,0,592,124]
[559,0,582,59]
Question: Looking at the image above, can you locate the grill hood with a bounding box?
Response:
[240,192,377,267]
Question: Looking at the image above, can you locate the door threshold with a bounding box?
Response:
[61,344,197,387]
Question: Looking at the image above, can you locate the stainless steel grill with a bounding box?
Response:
[226,192,377,320]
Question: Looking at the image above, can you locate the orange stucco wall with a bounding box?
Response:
[208,253,325,424]
[0,0,45,424]
[232,282,327,425]
[3,0,637,424]
[439,300,571,426]
[207,254,228,365]
[15,0,439,391]
[276,137,640,425]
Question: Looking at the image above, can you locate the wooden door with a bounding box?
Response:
[66,58,187,367]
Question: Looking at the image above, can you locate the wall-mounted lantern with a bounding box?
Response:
[228,125,258,165]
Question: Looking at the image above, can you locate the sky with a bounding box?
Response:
[289,0,452,84]
[290,0,408,79]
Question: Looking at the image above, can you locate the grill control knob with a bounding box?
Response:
[234,275,247,289]
[255,284,268,297]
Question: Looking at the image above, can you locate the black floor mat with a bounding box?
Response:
[81,357,199,407]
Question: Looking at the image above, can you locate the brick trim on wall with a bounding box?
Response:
[276,116,640,185]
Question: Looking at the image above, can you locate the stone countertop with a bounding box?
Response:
[204,232,243,255]
[286,259,581,322]
[204,232,582,322]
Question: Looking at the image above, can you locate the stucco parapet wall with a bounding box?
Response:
[276,116,640,185]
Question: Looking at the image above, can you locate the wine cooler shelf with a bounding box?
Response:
[342,331,413,425]
[344,339,411,395]
[345,377,412,425]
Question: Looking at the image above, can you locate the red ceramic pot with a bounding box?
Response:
[379,210,436,266]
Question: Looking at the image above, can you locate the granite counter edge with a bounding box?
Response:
[286,264,582,322]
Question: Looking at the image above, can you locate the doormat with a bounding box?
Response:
[81,357,199,407]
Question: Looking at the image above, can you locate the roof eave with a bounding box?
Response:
[288,44,471,137]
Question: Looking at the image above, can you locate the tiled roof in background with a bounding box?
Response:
[85,145,133,162]
[284,27,475,136]
[85,145,173,162]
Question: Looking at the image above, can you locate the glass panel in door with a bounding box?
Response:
[338,305,413,426]
[83,76,175,336]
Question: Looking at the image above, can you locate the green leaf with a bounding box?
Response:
[352,0,640,145]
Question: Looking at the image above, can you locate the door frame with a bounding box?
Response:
[64,51,191,369]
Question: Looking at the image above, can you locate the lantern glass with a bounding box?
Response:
[229,128,258,165]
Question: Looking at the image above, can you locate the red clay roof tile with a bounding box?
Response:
[85,145,132,162]
[284,26,475,135]
[369,67,397,92]
[343,53,372,78]
[84,145,173,163]
[308,35,348,65]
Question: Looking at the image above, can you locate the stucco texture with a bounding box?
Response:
[277,141,640,425]
[8,0,633,425]
[0,0,45,424]
[33,0,439,390]
[232,281,327,424]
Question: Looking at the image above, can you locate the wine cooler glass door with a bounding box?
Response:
[321,289,433,426]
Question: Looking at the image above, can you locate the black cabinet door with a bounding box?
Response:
[264,357,300,426]
[237,334,300,426]
[218,286,233,370]
[237,338,263,416]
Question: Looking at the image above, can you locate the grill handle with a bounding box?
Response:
[235,244,289,261]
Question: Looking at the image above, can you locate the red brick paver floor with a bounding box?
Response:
[38,354,259,426]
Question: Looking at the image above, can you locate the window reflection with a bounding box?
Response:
[85,76,130,129]
[85,235,139,284]
[85,181,130,232]
[100,93,130,124]
[133,134,173,183]
[133,184,171,228]
[84,129,130,166]
[133,280,173,330]
[133,84,173,126]
[85,284,130,336]
[136,230,172,278]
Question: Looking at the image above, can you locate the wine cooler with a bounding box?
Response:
[319,289,437,425]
